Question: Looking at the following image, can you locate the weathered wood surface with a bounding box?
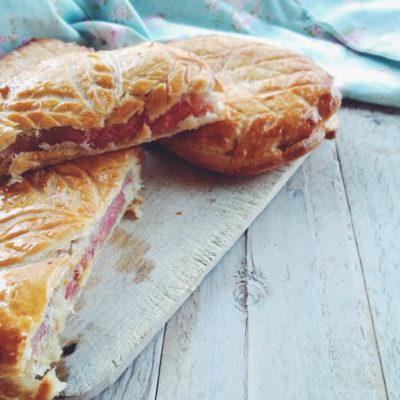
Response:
[337,106,400,400]
[60,144,305,398]
[156,236,248,400]
[96,330,165,400]
[92,103,399,400]
[242,138,385,400]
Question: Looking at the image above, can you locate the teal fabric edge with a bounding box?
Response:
[0,0,398,109]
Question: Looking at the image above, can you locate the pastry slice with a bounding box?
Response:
[163,35,341,176]
[0,38,92,84]
[0,148,142,399]
[0,39,225,178]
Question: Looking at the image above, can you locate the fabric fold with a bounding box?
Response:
[0,0,399,108]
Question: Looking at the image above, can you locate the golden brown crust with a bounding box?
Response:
[0,258,70,375]
[0,147,142,399]
[0,258,70,400]
[0,368,63,400]
[162,35,341,176]
[0,40,223,178]
[0,39,93,84]
[0,148,142,268]
[0,376,41,400]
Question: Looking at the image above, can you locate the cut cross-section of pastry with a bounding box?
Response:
[0,148,143,399]
[163,35,341,176]
[0,39,225,179]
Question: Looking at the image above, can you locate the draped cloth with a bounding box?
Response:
[0,0,399,107]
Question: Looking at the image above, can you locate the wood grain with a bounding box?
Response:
[96,330,164,400]
[337,106,400,400]
[60,146,304,398]
[155,236,248,400]
[62,104,400,399]
[245,139,386,399]
[150,135,387,400]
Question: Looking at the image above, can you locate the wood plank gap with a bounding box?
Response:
[143,329,166,400]
[334,140,389,400]
[154,327,167,400]
[243,230,250,400]
[94,330,165,400]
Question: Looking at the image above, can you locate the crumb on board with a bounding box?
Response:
[125,196,144,219]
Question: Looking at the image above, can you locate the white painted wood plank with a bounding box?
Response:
[69,106,397,400]
[247,138,386,400]
[150,117,388,400]
[245,139,386,400]
[336,105,400,400]
[94,330,164,400]
[60,146,304,398]
[155,236,247,400]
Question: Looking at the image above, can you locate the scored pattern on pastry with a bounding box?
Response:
[163,35,341,176]
[0,147,142,399]
[0,150,137,269]
[0,44,207,135]
[0,40,223,177]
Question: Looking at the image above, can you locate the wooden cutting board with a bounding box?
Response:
[59,146,305,399]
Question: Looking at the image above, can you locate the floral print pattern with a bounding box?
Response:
[0,0,399,108]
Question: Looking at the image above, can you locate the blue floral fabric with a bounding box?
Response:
[0,0,399,108]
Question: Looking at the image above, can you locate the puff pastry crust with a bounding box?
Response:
[162,35,341,176]
[0,148,143,399]
[0,39,224,178]
[0,38,92,84]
